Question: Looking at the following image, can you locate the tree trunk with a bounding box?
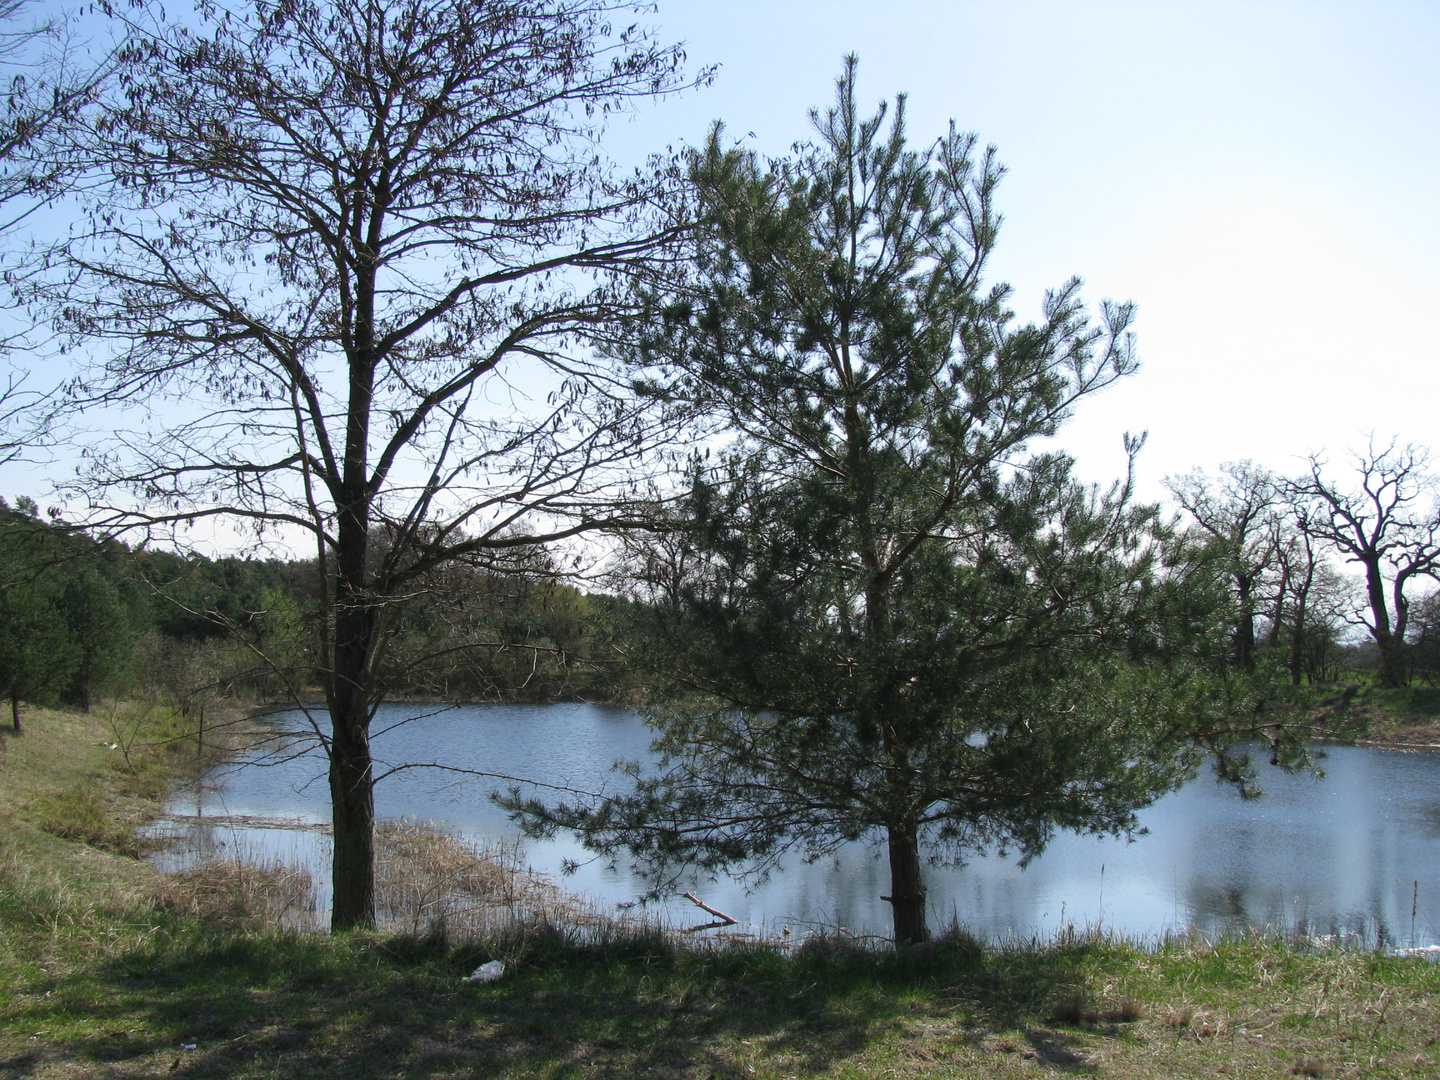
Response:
[1364,557,1407,688]
[323,223,381,932]
[329,698,375,931]
[328,492,378,931]
[885,822,928,944]
[1289,601,1307,686]
[1288,556,1315,686]
[328,564,378,929]
[1376,637,1408,689]
[1234,574,1256,671]
[10,689,18,733]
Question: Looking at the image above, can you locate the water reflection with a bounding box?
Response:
[152,702,1440,945]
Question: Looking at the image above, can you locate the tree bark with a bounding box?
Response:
[1287,548,1315,686]
[1289,595,1308,686]
[329,691,376,930]
[328,483,378,930]
[1376,636,1408,689]
[885,822,928,944]
[1234,573,1256,671]
[1364,556,1408,688]
[326,226,380,929]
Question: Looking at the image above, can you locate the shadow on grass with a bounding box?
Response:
[6,924,1119,1079]
[1395,686,1440,715]
[1303,682,1440,719]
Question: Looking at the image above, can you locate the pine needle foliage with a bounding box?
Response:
[508,61,1308,944]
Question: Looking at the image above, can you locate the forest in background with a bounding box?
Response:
[0,496,631,723]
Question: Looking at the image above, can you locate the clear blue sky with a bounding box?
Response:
[613,0,1440,498]
[8,1,1438,520]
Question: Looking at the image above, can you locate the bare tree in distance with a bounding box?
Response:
[1166,461,1284,672]
[1404,587,1440,686]
[1271,522,1351,684]
[1289,440,1440,688]
[40,0,705,930]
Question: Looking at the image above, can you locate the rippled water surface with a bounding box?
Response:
[156,702,1440,944]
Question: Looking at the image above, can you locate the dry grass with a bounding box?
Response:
[1043,939,1440,1080]
[154,855,320,930]
[145,817,618,941]
[1291,683,1440,747]
[0,704,171,899]
[1050,989,1149,1024]
[374,819,618,940]
[30,782,154,857]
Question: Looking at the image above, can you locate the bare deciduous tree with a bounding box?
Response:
[1166,461,1285,672]
[1289,440,1440,688]
[0,1,101,224]
[42,0,701,929]
[0,0,109,459]
[1270,518,1352,685]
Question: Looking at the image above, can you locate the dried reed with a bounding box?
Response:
[156,855,319,930]
[373,820,609,941]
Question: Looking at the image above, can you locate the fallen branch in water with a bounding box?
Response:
[681,891,737,932]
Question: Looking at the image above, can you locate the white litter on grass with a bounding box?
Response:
[463,960,505,983]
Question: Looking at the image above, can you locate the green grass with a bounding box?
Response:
[2,700,1440,1078]
[1278,682,1440,745]
[4,895,1439,1079]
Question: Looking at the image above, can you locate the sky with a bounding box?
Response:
[4,0,1438,526]
[607,0,1440,500]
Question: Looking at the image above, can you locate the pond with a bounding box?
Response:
[153,702,1440,945]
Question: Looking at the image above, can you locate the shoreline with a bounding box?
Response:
[1352,736,1440,752]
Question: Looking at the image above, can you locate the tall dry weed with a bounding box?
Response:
[156,856,318,930]
[374,820,597,939]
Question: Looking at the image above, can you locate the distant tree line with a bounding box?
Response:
[0,498,145,728]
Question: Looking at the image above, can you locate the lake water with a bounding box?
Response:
[153,702,1440,945]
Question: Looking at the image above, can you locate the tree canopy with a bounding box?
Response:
[0,499,148,727]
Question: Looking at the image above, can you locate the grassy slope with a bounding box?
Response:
[2,702,1439,1079]
[1286,684,1440,747]
[0,702,175,896]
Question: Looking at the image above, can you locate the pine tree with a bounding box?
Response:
[510,60,1301,944]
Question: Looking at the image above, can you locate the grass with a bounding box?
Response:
[1279,683,1440,746]
[372,821,599,941]
[3,699,1440,1078]
[4,900,1439,1079]
[0,701,194,909]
